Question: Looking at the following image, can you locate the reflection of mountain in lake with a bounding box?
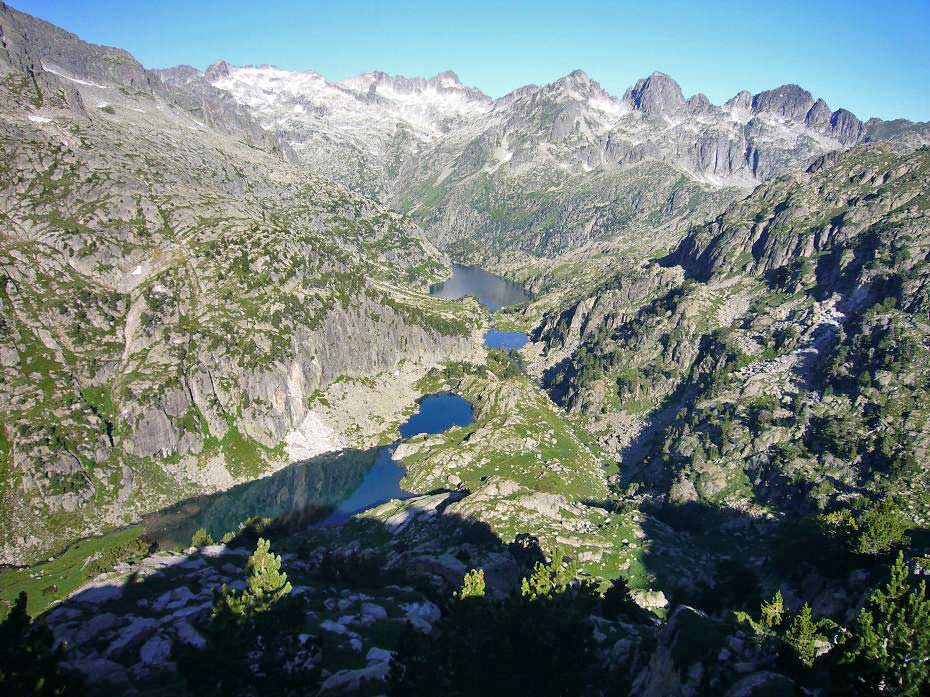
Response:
[430,264,531,312]
[142,394,476,548]
[143,449,376,549]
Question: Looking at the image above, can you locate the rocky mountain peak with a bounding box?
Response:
[494,83,540,109]
[342,68,489,103]
[831,107,864,143]
[688,92,713,113]
[205,59,232,81]
[751,83,814,119]
[805,97,832,127]
[627,71,686,115]
[428,70,491,102]
[724,90,753,113]
[432,69,462,85]
[547,69,613,103]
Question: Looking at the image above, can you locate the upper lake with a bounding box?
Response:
[430,264,531,312]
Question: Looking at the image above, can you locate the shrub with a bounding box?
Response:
[736,590,787,641]
[700,559,762,613]
[214,538,291,620]
[760,590,785,632]
[455,569,486,599]
[191,528,214,548]
[83,535,154,577]
[852,498,910,556]
[520,547,578,600]
[600,577,644,622]
[389,557,603,696]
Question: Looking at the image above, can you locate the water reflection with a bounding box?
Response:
[430,264,531,312]
[143,394,475,544]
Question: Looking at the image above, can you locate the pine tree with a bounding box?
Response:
[215,537,292,620]
[191,527,214,548]
[455,569,486,599]
[785,604,824,668]
[840,552,930,696]
[853,499,910,555]
[0,592,83,696]
[760,590,785,631]
[521,547,577,600]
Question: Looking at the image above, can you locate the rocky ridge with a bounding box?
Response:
[205,63,930,260]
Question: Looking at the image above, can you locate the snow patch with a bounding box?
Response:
[43,66,110,89]
[210,64,491,153]
[28,115,52,124]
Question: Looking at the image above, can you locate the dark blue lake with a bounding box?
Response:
[144,393,474,543]
[430,264,531,312]
[322,393,474,524]
[484,329,529,350]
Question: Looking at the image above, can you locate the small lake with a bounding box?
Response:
[143,393,474,544]
[430,264,531,313]
[484,329,529,350]
[322,393,473,524]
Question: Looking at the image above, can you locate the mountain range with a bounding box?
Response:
[189,60,929,258]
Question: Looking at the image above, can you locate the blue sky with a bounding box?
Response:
[13,0,930,121]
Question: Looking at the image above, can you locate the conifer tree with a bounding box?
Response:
[760,590,785,631]
[215,537,292,620]
[0,592,82,696]
[191,527,214,548]
[521,547,577,600]
[785,604,824,668]
[840,552,930,695]
[455,569,486,599]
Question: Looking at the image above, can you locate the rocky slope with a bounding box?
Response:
[534,143,930,521]
[0,2,483,564]
[0,2,295,159]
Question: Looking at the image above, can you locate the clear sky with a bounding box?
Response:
[12,0,930,121]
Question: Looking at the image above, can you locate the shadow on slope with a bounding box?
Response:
[142,448,378,551]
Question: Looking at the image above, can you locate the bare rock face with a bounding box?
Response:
[0,2,85,114]
[153,64,298,162]
[751,83,815,120]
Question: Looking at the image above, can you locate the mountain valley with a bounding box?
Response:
[1,3,929,696]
